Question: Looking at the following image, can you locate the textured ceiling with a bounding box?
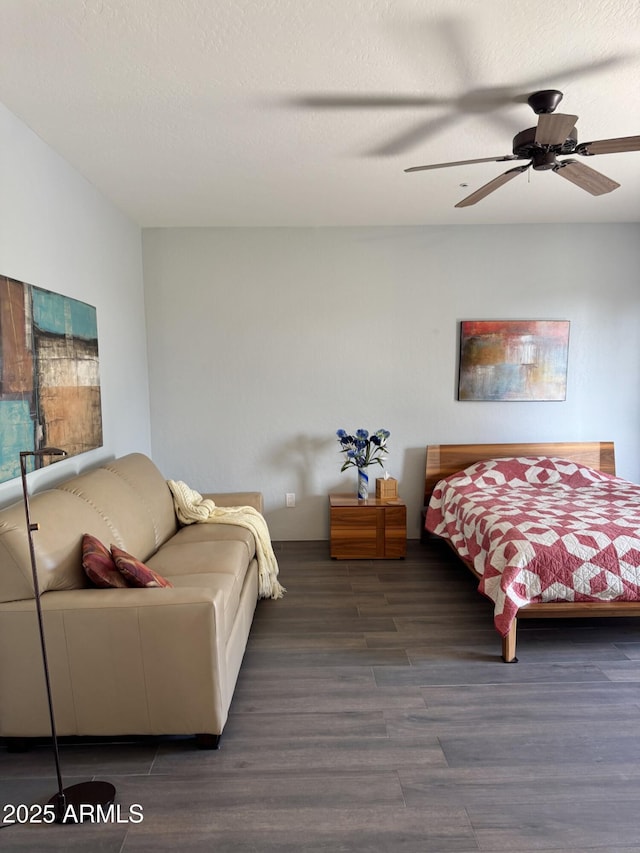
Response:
[0,0,639,227]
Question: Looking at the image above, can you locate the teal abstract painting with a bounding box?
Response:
[0,275,103,481]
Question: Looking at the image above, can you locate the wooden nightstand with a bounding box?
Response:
[329,494,406,559]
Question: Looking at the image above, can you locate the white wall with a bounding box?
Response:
[0,102,151,506]
[142,223,640,541]
[4,95,636,542]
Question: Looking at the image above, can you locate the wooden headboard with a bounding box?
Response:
[424,441,616,506]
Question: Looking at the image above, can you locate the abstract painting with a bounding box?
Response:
[458,320,570,402]
[0,274,102,482]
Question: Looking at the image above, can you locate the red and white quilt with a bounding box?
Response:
[425,457,640,636]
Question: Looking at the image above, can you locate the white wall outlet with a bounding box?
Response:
[285,493,295,508]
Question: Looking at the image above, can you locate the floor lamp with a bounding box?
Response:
[20,448,116,824]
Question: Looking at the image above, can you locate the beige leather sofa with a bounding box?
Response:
[0,453,264,748]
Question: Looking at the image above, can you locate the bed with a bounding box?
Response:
[424,442,640,662]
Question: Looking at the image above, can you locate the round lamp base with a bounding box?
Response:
[50,781,117,824]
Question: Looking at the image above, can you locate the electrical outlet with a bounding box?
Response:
[286,493,295,508]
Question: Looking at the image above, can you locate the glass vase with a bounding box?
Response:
[357,467,369,500]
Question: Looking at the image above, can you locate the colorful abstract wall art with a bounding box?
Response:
[0,274,103,482]
[458,320,570,402]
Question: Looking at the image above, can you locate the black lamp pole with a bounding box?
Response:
[20,448,116,824]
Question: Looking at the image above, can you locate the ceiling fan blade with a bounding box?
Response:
[520,55,629,91]
[535,113,578,146]
[371,112,462,157]
[554,160,620,195]
[455,165,530,208]
[405,155,518,173]
[290,94,447,109]
[433,17,476,88]
[577,135,640,155]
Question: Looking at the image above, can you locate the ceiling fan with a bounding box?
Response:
[405,90,640,207]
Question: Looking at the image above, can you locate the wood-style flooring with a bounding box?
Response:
[3,539,640,851]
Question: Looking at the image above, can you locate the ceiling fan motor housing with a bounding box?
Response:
[512,126,578,166]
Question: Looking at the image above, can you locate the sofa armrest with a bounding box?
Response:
[202,491,263,513]
[0,587,229,737]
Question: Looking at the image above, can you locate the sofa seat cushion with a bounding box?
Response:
[169,523,256,562]
[147,539,250,584]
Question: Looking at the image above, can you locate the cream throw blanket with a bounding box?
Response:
[167,480,285,600]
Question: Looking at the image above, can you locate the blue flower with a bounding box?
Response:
[336,427,391,473]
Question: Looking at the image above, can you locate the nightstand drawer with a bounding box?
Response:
[329,495,406,559]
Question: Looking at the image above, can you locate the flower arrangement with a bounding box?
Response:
[336,428,390,471]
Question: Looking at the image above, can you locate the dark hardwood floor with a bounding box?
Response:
[3,539,640,851]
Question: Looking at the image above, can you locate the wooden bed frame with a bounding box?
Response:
[424,441,640,662]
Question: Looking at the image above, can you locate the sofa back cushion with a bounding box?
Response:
[0,492,117,601]
[0,453,178,603]
[100,454,178,551]
[57,456,176,561]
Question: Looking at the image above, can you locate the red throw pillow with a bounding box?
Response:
[82,534,129,588]
[111,545,173,588]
